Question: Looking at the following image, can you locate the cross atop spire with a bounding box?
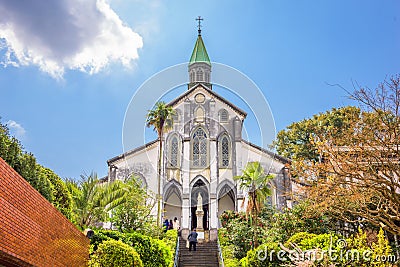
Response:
[196,16,203,35]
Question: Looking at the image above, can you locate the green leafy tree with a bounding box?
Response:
[111,175,156,233]
[234,161,274,247]
[277,75,400,235]
[0,120,57,204]
[275,106,361,178]
[37,165,73,219]
[146,101,175,227]
[67,172,127,229]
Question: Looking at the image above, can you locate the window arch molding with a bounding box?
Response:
[191,126,209,168]
[166,133,182,168]
[218,132,231,168]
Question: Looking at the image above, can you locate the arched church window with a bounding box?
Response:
[219,135,230,167]
[192,128,207,167]
[195,107,204,122]
[170,136,179,167]
[205,72,210,83]
[196,70,203,81]
[219,109,229,122]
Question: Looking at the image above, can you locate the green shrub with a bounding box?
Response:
[162,230,178,266]
[91,230,173,267]
[90,230,125,252]
[162,229,178,251]
[125,232,173,267]
[285,231,340,251]
[90,232,111,253]
[241,242,281,267]
[89,239,143,267]
[222,244,241,267]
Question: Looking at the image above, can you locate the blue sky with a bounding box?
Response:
[0,0,399,179]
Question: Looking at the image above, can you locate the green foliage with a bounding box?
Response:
[91,230,173,267]
[66,173,127,229]
[219,228,241,266]
[266,201,333,243]
[162,229,178,252]
[240,242,281,267]
[344,228,394,267]
[275,106,361,162]
[32,164,54,203]
[219,212,254,259]
[161,230,178,267]
[89,239,143,267]
[234,162,274,247]
[146,101,175,136]
[0,120,73,218]
[371,229,393,267]
[239,229,395,267]
[111,175,156,234]
[286,232,340,251]
[124,231,173,267]
[90,231,112,253]
[37,165,73,219]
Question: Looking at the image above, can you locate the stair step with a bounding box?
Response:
[178,239,219,267]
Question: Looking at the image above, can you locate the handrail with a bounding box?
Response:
[217,236,225,267]
[173,236,180,267]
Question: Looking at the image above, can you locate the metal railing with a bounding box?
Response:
[217,236,225,267]
[173,236,180,267]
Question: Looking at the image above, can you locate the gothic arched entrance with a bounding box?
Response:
[190,178,209,230]
[217,182,235,226]
[163,181,182,222]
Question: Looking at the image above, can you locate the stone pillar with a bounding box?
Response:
[196,210,204,230]
[181,139,191,233]
[209,138,218,230]
[209,197,218,241]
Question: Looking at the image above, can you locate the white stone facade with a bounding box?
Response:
[107,84,291,238]
[107,34,291,240]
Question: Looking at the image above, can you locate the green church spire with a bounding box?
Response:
[189,16,211,66]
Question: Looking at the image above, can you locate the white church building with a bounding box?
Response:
[107,27,292,240]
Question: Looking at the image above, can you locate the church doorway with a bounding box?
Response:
[217,183,235,226]
[163,182,182,223]
[190,179,209,230]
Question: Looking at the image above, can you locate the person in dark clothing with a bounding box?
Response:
[188,228,198,251]
[168,219,174,230]
[163,218,169,232]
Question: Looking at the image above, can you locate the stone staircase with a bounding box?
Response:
[178,238,219,267]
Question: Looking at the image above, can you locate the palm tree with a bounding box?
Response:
[146,101,175,227]
[66,172,127,229]
[234,161,274,247]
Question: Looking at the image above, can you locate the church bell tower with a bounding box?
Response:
[188,16,211,88]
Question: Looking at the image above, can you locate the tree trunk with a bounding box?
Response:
[157,134,163,228]
[253,192,258,248]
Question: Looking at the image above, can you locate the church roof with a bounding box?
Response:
[189,34,211,66]
[107,139,158,164]
[241,139,291,164]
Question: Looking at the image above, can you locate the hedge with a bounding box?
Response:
[89,239,143,267]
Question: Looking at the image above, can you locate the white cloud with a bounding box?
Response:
[7,120,26,139]
[0,0,143,79]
